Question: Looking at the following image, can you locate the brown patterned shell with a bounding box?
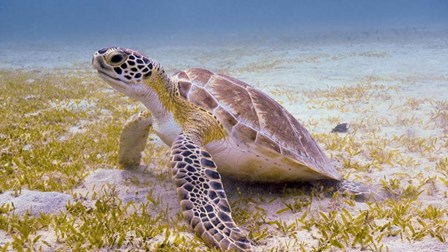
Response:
[172,68,341,180]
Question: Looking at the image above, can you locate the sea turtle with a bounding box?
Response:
[92,47,377,251]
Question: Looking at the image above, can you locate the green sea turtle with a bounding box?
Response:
[92,47,378,251]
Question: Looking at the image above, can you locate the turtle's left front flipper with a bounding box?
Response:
[118,110,153,169]
[170,133,252,252]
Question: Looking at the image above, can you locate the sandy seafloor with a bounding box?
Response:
[0,29,447,251]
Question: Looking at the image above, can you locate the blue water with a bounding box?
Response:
[1,0,447,43]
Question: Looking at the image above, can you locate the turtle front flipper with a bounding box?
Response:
[118,110,153,169]
[170,133,252,251]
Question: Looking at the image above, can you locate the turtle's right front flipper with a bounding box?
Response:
[118,110,153,168]
[170,133,252,251]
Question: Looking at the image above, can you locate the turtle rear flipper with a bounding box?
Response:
[337,180,387,201]
[171,133,252,251]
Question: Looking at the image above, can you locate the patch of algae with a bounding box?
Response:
[0,70,446,251]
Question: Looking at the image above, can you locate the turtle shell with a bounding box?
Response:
[172,68,341,181]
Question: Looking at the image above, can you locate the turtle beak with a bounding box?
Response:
[91,52,103,70]
[92,52,115,76]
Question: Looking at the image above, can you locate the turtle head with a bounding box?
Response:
[92,47,163,97]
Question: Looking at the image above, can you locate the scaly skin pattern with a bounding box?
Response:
[171,134,252,251]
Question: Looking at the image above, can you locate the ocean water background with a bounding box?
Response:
[1,0,447,44]
[1,0,447,71]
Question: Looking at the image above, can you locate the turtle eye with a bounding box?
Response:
[107,52,127,66]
